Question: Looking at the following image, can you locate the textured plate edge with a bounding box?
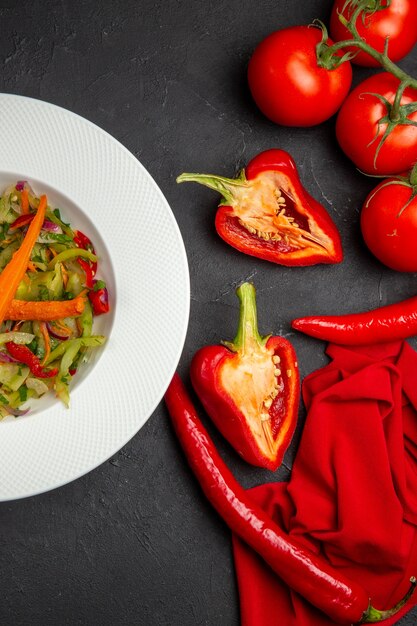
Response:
[0,93,191,501]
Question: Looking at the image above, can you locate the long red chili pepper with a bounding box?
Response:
[292,294,417,345]
[190,282,299,470]
[177,149,343,266]
[6,342,58,378]
[165,373,416,625]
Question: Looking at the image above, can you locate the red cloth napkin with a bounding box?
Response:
[233,340,417,625]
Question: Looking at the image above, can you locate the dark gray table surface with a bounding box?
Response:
[0,1,416,624]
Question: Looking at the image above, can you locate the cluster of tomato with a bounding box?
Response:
[247,0,417,272]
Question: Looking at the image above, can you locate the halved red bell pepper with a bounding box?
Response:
[190,282,299,471]
[177,149,343,266]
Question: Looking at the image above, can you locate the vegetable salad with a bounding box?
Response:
[0,181,109,417]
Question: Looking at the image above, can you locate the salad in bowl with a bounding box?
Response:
[0,181,109,417]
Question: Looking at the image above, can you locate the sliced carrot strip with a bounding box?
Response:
[21,188,29,214]
[61,263,69,288]
[55,320,73,334]
[0,195,47,326]
[5,295,85,321]
[27,261,38,273]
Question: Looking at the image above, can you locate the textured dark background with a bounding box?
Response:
[0,0,416,624]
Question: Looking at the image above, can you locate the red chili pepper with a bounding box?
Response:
[177,149,343,266]
[292,294,417,345]
[88,281,109,316]
[9,214,35,230]
[165,373,416,624]
[191,282,299,470]
[5,342,58,378]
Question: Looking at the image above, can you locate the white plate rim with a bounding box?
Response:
[0,93,190,501]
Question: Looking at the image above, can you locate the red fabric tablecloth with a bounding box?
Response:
[233,341,417,625]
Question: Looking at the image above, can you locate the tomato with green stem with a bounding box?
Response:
[360,165,417,272]
[336,72,417,175]
[330,0,417,67]
[247,25,352,127]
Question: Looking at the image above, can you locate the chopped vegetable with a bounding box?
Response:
[5,296,85,321]
[20,188,29,214]
[0,182,109,415]
[88,280,109,315]
[0,194,46,327]
[5,342,58,378]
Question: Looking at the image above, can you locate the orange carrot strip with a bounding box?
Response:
[5,296,85,321]
[55,320,73,334]
[39,322,51,365]
[27,261,38,273]
[0,194,47,326]
[61,263,69,288]
[21,188,29,215]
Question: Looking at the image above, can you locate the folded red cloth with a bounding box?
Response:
[233,340,417,625]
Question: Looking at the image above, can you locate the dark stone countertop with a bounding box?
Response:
[0,0,416,624]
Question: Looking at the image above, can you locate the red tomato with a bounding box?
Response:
[247,26,352,127]
[360,177,417,272]
[330,0,417,67]
[336,73,417,175]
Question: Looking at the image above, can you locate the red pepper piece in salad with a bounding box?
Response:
[74,229,98,277]
[177,149,343,266]
[73,229,94,250]
[190,282,299,471]
[6,342,58,378]
[78,258,95,288]
[9,213,35,230]
[88,280,109,316]
[73,230,108,314]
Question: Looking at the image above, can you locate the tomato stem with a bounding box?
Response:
[318,1,417,90]
[409,163,417,187]
[390,81,411,121]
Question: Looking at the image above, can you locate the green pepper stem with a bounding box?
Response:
[176,172,246,205]
[223,282,269,354]
[360,576,417,623]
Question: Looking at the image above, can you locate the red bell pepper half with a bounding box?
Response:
[177,149,343,266]
[190,282,299,471]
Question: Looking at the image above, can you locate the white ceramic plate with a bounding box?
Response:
[0,94,190,500]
